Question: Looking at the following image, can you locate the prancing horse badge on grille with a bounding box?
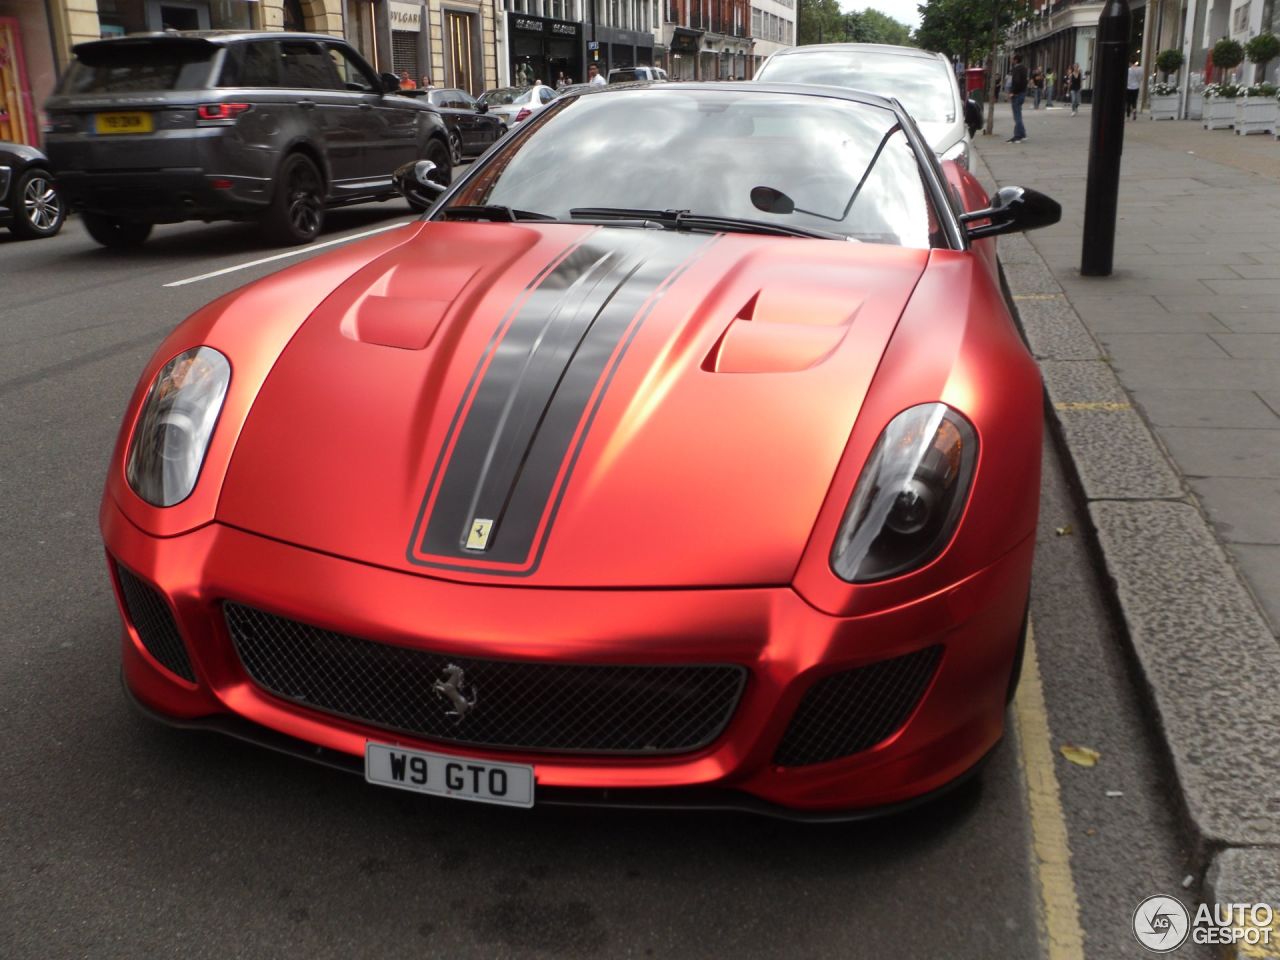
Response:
[433,664,477,720]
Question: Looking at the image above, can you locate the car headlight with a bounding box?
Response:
[831,403,977,583]
[940,139,970,170]
[126,347,230,507]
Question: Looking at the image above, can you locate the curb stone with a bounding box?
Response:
[969,146,1280,876]
[1205,849,1280,960]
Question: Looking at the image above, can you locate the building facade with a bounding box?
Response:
[748,0,793,75]
[1004,0,1280,120]
[501,0,660,86]
[661,0,753,80]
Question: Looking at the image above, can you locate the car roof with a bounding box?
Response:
[72,30,341,55]
[583,80,904,114]
[771,43,944,62]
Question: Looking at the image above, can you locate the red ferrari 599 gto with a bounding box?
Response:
[102,82,1060,818]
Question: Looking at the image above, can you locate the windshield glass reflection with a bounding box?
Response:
[443,89,938,248]
[757,51,957,124]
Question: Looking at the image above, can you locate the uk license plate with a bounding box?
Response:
[95,111,153,134]
[365,742,535,808]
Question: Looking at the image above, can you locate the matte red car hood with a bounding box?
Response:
[217,223,928,587]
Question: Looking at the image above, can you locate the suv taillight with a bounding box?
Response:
[197,103,252,123]
[514,108,531,122]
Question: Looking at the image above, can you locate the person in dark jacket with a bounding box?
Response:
[1068,63,1083,115]
[1008,54,1029,142]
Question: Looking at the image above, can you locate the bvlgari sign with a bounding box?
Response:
[390,1,423,29]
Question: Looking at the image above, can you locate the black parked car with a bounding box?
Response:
[419,87,504,164]
[44,32,452,247]
[0,141,65,239]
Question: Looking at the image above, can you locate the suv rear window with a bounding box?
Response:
[60,41,216,93]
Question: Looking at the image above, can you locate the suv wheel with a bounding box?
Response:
[447,129,463,166]
[82,213,152,248]
[406,139,452,213]
[264,153,324,244]
[9,169,65,240]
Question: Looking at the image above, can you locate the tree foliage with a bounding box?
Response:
[915,0,1021,64]
[1155,48,1184,80]
[796,0,915,47]
[1212,37,1245,71]
[1245,33,1279,69]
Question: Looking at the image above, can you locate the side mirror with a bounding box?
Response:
[964,98,982,137]
[476,101,489,114]
[960,186,1060,240]
[394,159,447,206]
[380,72,402,93]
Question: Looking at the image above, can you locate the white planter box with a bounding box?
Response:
[1187,92,1204,120]
[1149,93,1179,120]
[1235,98,1279,136]
[1203,97,1236,129]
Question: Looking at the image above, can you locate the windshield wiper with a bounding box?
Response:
[568,207,845,241]
[441,205,555,222]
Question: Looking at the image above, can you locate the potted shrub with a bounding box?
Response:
[1245,32,1279,83]
[1150,49,1183,119]
[1237,81,1279,134]
[1203,81,1242,129]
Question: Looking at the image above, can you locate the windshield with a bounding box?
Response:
[756,50,957,124]
[60,42,217,93]
[440,89,939,247]
[480,86,527,106]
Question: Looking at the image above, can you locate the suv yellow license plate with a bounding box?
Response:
[95,112,153,134]
[365,742,535,808]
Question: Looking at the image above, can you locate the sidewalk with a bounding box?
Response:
[972,102,1280,937]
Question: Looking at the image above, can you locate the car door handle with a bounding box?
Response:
[298,100,315,110]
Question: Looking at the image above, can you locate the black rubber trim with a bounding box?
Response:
[121,671,996,823]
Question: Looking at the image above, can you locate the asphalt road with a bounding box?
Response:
[0,209,1207,959]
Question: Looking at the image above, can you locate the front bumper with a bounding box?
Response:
[103,495,1032,814]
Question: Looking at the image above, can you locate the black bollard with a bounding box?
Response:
[1080,0,1130,276]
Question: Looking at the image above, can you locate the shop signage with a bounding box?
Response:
[390,1,423,29]
[511,15,580,36]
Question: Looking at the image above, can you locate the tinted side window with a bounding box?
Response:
[327,44,377,92]
[279,41,340,90]
[219,41,280,87]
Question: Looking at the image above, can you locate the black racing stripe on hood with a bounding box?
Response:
[408,229,714,574]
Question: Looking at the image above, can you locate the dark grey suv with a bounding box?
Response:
[44,32,452,247]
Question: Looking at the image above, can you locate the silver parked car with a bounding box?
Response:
[754,43,979,169]
[477,84,557,127]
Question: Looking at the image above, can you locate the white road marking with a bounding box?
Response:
[162,220,413,288]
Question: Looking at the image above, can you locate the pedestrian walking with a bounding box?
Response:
[1045,68,1056,106]
[1068,63,1082,115]
[398,70,416,90]
[588,63,606,87]
[1032,66,1044,109]
[1126,59,1141,119]
[1008,54,1029,142]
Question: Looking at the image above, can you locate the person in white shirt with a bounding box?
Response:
[1126,60,1142,119]
[588,64,606,87]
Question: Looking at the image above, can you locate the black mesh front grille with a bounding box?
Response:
[773,646,943,767]
[115,565,196,682]
[224,603,747,755]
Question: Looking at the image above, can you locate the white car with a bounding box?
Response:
[477,84,558,127]
[754,44,980,169]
